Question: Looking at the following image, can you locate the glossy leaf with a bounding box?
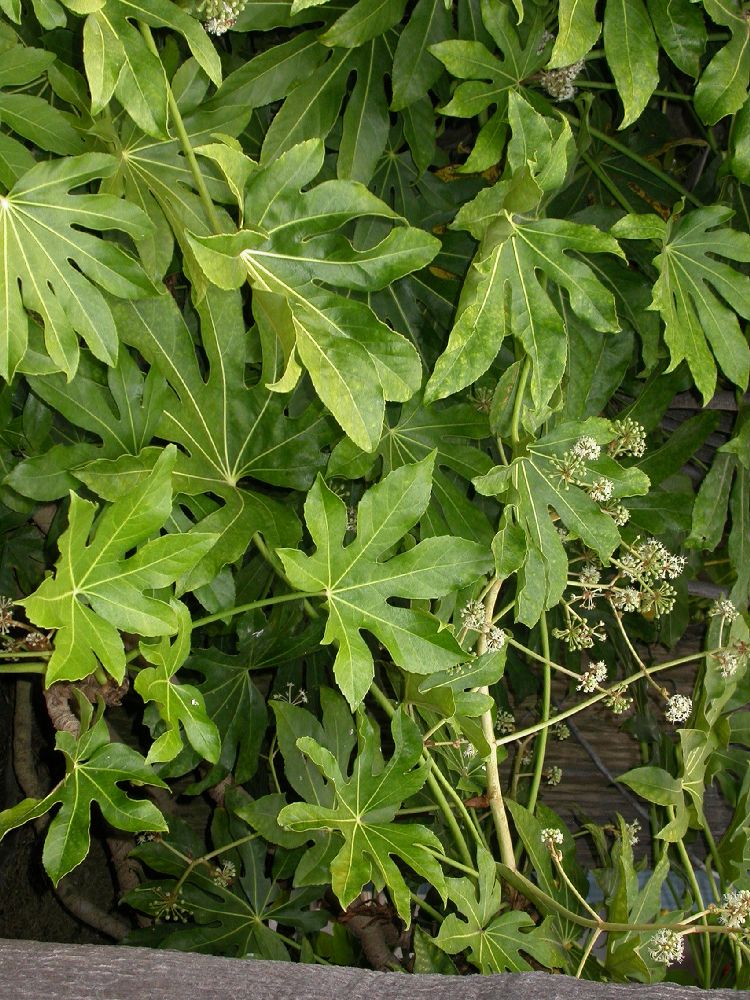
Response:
[278,708,447,922]
[0,153,153,381]
[278,455,491,706]
[20,447,216,684]
[0,715,167,885]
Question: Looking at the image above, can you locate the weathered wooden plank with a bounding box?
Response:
[0,940,739,1000]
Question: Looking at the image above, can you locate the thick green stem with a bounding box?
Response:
[476,581,517,871]
[669,805,711,988]
[192,590,321,630]
[525,613,551,816]
[138,22,223,235]
[0,661,48,674]
[510,356,531,449]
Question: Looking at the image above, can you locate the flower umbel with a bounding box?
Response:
[647,928,684,966]
[665,694,692,725]
[719,889,750,928]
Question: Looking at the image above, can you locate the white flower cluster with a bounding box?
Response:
[720,888,750,927]
[546,765,563,785]
[539,59,585,101]
[647,928,684,966]
[605,684,633,716]
[576,660,607,692]
[486,625,506,651]
[589,477,614,503]
[665,693,692,724]
[460,599,486,632]
[0,595,14,635]
[200,0,246,34]
[572,436,601,461]
[540,827,564,848]
[713,646,741,679]
[609,417,647,458]
[623,819,641,846]
[621,538,687,582]
[709,598,740,624]
[553,617,606,650]
[212,860,237,887]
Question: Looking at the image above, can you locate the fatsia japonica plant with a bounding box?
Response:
[0,0,749,987]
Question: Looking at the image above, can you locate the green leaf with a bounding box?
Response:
[548,0,600,66]
[425,213,622,407]
[435,846,561,972]
[328,391,496,544]
[320,0,407,48]
[646,0,706,77]
[694,14,750,125]
[475,419,647,625]
[278,708,447,922]
[6,347,171,501]
[617,765,682,806]
[128,815,326,958]
[189,140,438,450]
[21,446,216,684]
[135,604,221,765]
[83,0,222,135]
[391,0,453,110]
[648,207,750,401]
[114,288,324,590]
[0,715,167,885]
[0,153,153,381]
[430,4,546,121]
[603,0,659,129]
[278,455,491,706]
[337,39,390,184]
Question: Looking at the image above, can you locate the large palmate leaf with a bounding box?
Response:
[135,604,221,766]
[21,447,216,685]
[107,287,330,591]
[429,1,547,171]
[278,454,491,706]
[435,846,561,973]
[425,211,623,409]
[0,714,167,885]
[328,392,496,543]
[6,346,171,501]
[475,419,650,626]
[0,153,153,381]
[613,208,750,402]
[278,708,446,922]
[189,139,439,450]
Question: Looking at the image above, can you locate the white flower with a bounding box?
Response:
[461,599,486,632]
[713,647,740,679]
[647,928,684,966]
[623,819,641,846]
[486,625,506,651]
[665,694,692,724]
[589,477,614,503]
[572,435,601,461]
[540,827,564,847]
[577,660,607,692]
[610,504,630,527]
[709,598,740,623]
[539,60,585,102]
[463,743,477,760]
[546,765,563,786]
[720,888,750,927]
[579,563,601,586]
[612,587,641,612]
